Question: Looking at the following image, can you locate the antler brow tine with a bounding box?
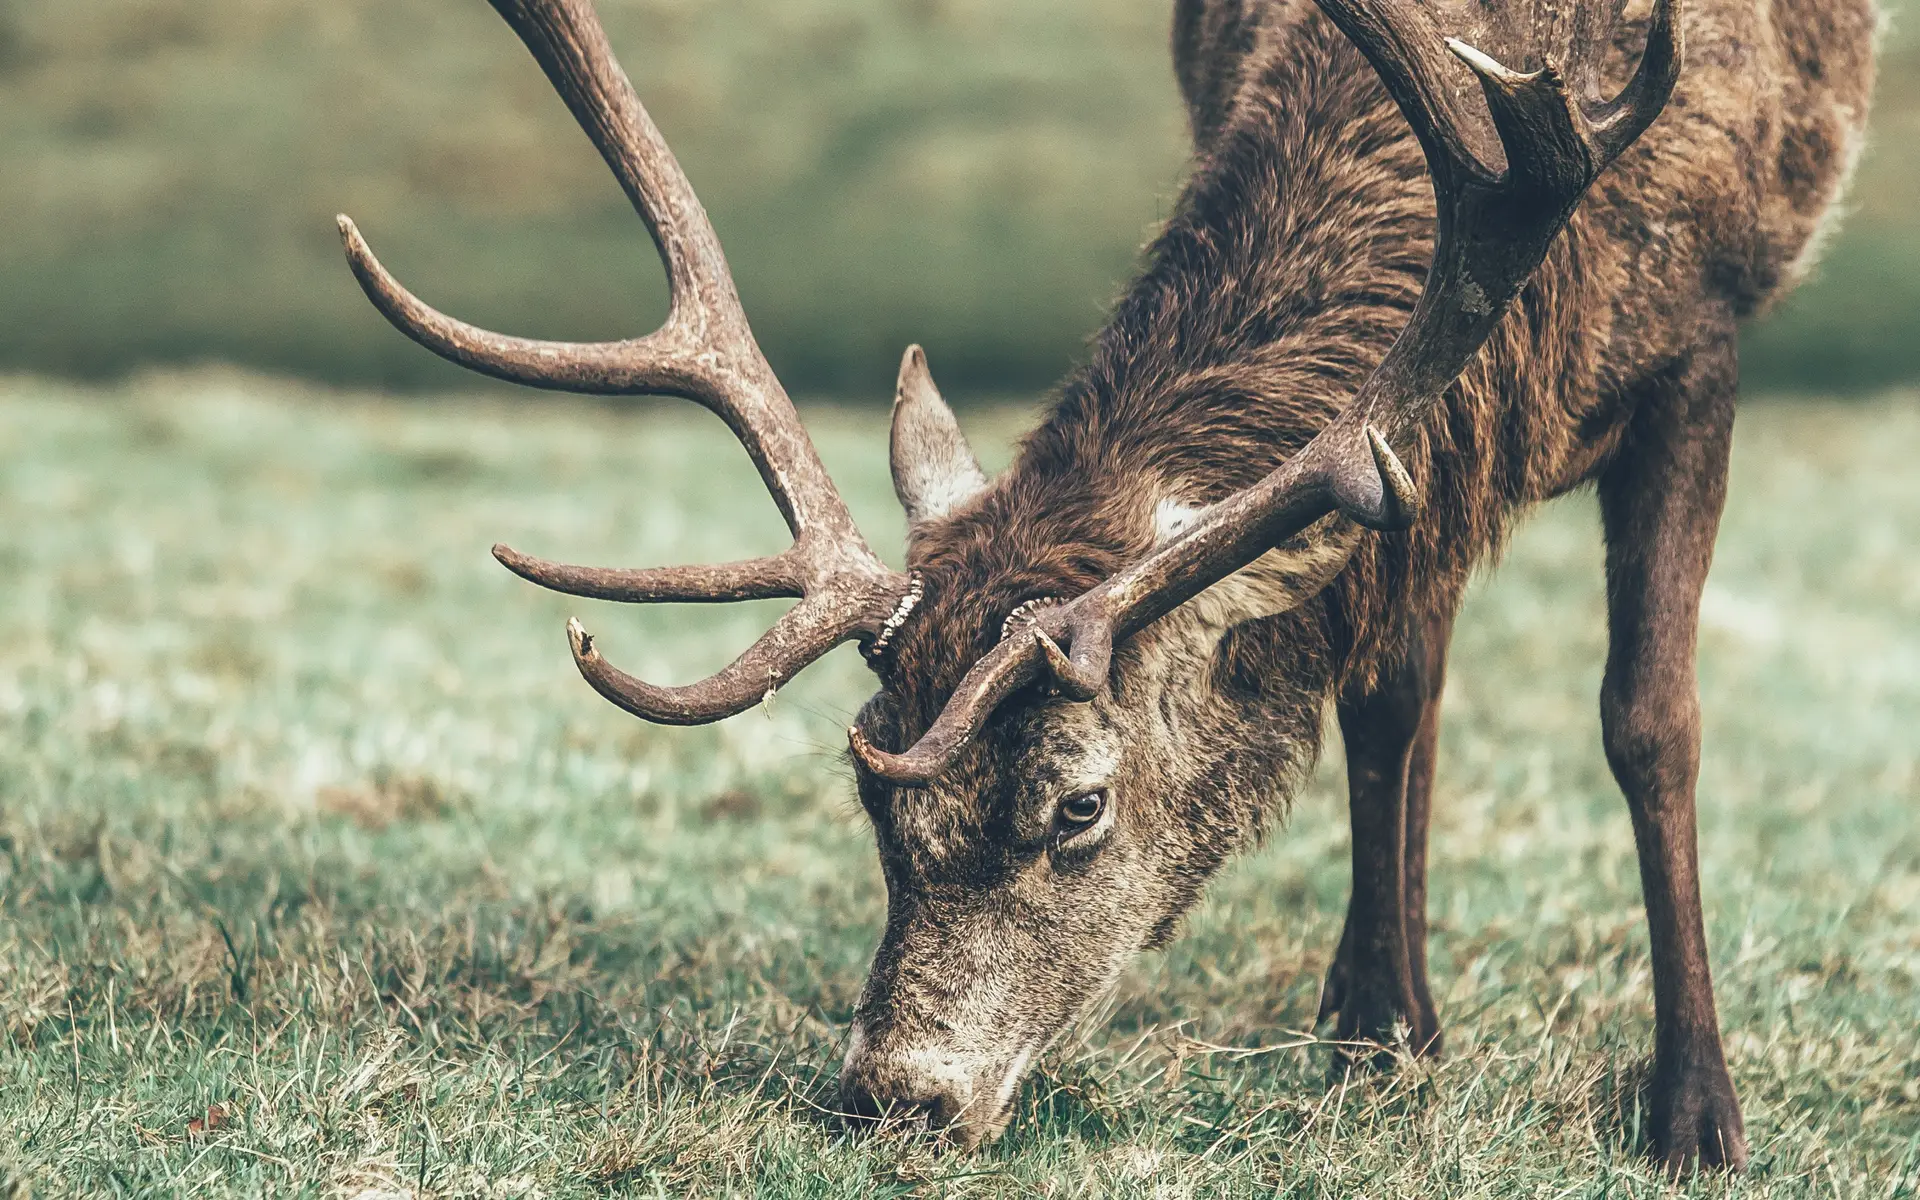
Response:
[852,0,1684,784]
[340,0,908,724]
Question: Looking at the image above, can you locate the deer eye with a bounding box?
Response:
[1057,790,1107,832]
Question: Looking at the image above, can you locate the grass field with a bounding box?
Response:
[2,373,1917,1196]
[1,0,1917,393]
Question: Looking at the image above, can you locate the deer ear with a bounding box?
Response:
[891,345,988,524]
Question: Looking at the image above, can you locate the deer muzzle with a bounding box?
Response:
[838,1020,1037,1149]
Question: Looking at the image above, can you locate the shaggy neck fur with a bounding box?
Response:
[888,14,1450,752]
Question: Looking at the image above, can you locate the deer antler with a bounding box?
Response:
[852,0,1683,784]
[339,0,908,724]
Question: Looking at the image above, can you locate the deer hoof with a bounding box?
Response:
[1647,1060,1750,1174]
[1325,980,1442,1077]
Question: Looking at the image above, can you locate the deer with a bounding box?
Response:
[336,0,1878,1172]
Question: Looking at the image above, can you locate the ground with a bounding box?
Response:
[0,372,1915,1197]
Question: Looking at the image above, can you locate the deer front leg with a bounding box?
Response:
[1599,334,1748,1173]
[1320,606,1455,1066]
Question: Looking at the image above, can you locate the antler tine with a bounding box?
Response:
[492,544,804,604]
[1361,0,1682,430]
[1584,0,1683,164]
[344,0,911,729]
[569,590,895,725]
[853,0,1682,785]
[1309,0,1507,190]
[337,217,707,399]
[849,633,1047,785]
[1566,0,1629,103]
[569,581,909,726]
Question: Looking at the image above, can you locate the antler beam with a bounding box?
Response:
[340,0,910,724]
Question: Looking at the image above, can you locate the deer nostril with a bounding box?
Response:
[838,1069,951,1133]
[840,1080,926,1128]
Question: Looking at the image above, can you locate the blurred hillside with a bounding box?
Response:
[0,0,1914,395]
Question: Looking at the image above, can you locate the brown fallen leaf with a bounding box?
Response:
[186,1103,231,1137]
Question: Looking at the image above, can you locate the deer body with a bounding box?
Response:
[903,0,1874,700]
[857,0,1874,1167]
[342,0,1877,1172]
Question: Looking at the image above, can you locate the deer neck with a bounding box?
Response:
[993,26,1422,627]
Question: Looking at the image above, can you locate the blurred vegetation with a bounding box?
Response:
[0,0,1915,394]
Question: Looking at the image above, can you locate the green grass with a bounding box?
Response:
[0,0,1917,393]
[2,373,1917,1196]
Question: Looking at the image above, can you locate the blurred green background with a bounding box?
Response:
[0,0,1916,395]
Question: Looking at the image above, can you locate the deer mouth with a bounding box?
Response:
[839,1036,1041,1150]
[927,1045,1037,1150]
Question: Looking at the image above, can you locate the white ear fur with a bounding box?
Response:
[890,345,988,524]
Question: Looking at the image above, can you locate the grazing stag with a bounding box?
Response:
[338,0,1876,1170]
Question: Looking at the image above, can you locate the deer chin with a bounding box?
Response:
[950,1045,1036,1149]
[937,1046,1039,1151]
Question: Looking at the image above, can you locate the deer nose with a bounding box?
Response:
[839,1067,962,1130]
[837,1047,973,1133]
[838,1073,935,1129]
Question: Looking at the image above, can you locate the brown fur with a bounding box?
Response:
[841,0,1877,1168]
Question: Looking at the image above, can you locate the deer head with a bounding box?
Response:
[340,0,1679,1148]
